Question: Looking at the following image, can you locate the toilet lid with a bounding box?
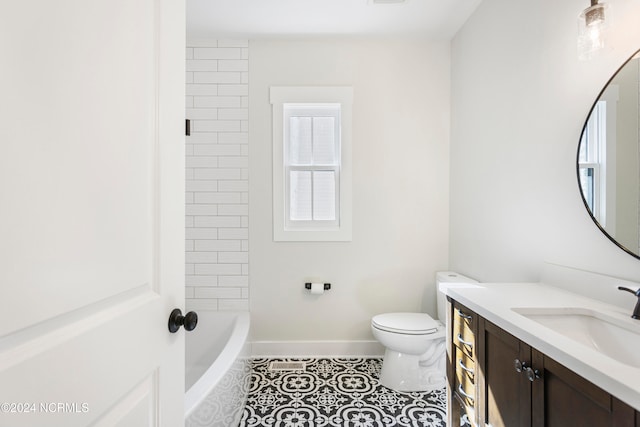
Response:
[371,313,439,335]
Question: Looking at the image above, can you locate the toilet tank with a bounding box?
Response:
[436,271,478,322]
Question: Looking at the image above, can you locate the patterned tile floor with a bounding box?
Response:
[239,358,448,426]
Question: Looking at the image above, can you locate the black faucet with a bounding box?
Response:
[617,287,640,319]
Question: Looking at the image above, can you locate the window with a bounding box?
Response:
[285,104,340,226]
[579,101,605,218]
[271,87,353,241]
[578,100,607,225]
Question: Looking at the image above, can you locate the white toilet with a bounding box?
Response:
[371,271,477,392]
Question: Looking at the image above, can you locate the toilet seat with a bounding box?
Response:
[371,313,439,335]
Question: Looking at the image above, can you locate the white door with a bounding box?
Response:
[0,1,185,426]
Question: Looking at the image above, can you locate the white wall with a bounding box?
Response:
[185,40,250,312]
[249,39,450,342]
[450,0,640,287]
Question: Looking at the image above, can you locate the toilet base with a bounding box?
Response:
[378,348,446,392]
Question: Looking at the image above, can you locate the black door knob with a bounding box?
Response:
[168,308,198,333]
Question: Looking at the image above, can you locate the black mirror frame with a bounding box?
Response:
[576,48,640,261]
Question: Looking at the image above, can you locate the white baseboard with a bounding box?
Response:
[249,340,385,358]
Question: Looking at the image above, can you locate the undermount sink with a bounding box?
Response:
[512,307,640,368]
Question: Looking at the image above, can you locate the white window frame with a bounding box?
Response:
[579,100,606,224]
[579,86,618,233]
[270,86,353,242]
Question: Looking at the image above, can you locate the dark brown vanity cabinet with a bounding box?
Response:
[447,298,640,427]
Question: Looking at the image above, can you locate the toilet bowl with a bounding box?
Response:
[371,312,446,392]
[371,272,477,392]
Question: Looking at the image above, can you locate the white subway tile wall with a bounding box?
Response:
[186,40,249,312]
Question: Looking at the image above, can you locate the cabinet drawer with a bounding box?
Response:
[452,302,476,357]
[455,347,476,384]
[454,369,476,409]
[453,391,477,427]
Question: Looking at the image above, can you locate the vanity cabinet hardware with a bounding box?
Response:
[458,358,475,375]
[457,309,473,319]
[457,384,474,403]
[524,366,541,382]
[514,358,525,373]
[457,333,473,348]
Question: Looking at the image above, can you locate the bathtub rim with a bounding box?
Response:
[184,311,250,418]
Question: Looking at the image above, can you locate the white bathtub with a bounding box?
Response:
[185,311,251,427]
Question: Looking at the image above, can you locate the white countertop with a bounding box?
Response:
[445,282,640,411]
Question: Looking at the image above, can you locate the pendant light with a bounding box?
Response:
[578,0,610,60]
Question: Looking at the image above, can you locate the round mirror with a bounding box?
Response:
[577,49,640,259]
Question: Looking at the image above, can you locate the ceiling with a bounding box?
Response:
[187,0,483,40]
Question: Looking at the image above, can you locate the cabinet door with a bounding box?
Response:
[478,319,532,427]
[531,351,636,427]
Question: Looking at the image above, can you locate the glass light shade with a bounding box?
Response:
[577,2,609,61]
